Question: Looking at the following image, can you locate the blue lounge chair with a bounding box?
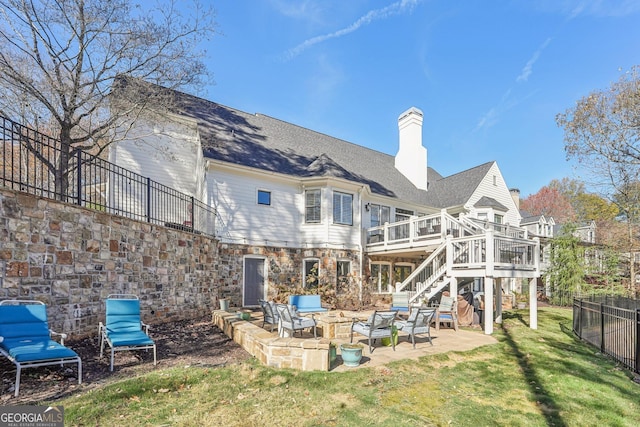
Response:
[0,300,82,397]
[99,294,157,371]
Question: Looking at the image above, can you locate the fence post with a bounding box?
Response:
[636,309,640,374]
[146,177,151,223]
[76,149,82,206]
[600,302,605,353]
[190,196,195,230]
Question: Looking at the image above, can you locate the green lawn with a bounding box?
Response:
[56,307,639,426]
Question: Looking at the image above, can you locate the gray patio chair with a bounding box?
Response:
[350,310,399,353]
[275,303,317,338]
[258,299,279,332]
[396,308,436,348]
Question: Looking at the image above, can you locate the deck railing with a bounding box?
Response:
[0,115,215,236]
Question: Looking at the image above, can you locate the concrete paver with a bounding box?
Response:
[330,327,498,371]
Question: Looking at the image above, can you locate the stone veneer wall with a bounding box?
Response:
[216,243,361,307]
[0,188,220,338]
[212,310,330,371]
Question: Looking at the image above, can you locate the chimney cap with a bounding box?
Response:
[398,107,423,122]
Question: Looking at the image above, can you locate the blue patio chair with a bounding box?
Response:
[350,310,399,353]
[396,308,436,348]
[99,294,157,371]
[0,300,82,397]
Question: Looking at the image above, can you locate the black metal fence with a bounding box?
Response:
[573,296,640,373]
[1,115,215,236]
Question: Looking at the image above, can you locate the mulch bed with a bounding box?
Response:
[0,316,251,405]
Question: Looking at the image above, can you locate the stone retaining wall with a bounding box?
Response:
[0,188,220,337]
[212,310,330,371]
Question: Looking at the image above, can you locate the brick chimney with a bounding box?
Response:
[510,188,520,210]
[395,107,427,191]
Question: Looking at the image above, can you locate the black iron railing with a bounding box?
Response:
[0,115,215,236]
[573,296,640,374]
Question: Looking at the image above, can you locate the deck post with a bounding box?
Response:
[529,277,538,329]
[484,276,494,334]
[495,278,503,324]
[450,276,458,300]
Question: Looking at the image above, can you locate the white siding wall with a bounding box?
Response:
[110,117,202,195]
[210,171,363,249]
[465,162,521,226]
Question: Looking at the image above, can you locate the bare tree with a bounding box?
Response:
[0,0,216,199]
[556,66,640,196]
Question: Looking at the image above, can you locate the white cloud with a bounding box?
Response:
[517,38,552,83]
[283,0,423,60]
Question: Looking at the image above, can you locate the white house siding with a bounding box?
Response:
[109,115,204,225]
[466,162,521,226]
[210,168,365,250]
[210,168,304,246]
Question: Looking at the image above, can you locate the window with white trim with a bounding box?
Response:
[371,262,391,293]
[370,204,391,227]
[337,260,350,294]
[257,189,271,206]
[304,259,320,288]
[333,191,353,225]
[305,189,321,223]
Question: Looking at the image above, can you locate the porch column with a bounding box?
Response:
[495,278,503,324]
[529,277,538,329]
[450,276,458,299]
[484,276,494,334]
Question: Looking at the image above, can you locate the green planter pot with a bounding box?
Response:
[381,326,398,347]
[340,344,363,367]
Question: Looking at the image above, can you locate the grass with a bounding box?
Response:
[55,307,639,426]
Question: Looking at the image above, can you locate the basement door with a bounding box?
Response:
[244,257,265,306]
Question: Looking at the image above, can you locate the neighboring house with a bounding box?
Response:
[519,212,555,239]
[110,80,541,334]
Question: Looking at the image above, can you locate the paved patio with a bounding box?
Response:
[330,326,498,372]
[233,308,498,372]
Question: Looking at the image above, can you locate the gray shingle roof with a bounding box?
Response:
[474,196,508,211]
[156,84,492,208]
[422,162,495,208]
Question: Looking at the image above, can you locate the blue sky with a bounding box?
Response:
[199,0,640,198]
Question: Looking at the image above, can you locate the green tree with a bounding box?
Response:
[574,193,619,222]
[0,0,216,199]
[545,224,585,305]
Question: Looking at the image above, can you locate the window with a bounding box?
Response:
[305,189,321,223]
[370,204,391,227]
[337,260,350,294]
[371,263,391,293]
[257,190,271,205]
[394,265,413,291]
[333,191,353,225]
[495,214,504,224]
[304,259,319,288]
